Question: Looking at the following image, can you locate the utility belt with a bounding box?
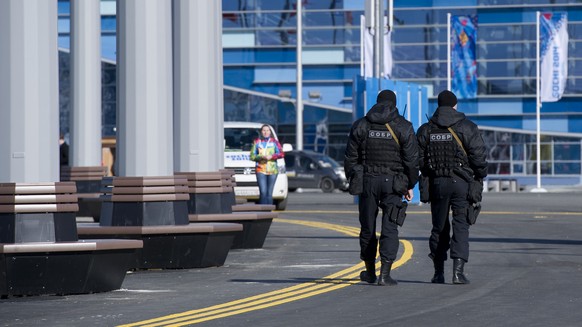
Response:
[363,165,401,175]
[363,166,409,196]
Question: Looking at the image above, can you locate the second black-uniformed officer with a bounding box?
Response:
[417,90,488,284]
[344,90,419,286]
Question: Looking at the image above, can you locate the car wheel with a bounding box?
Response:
[320,177,335,193]
[275,197,288,210]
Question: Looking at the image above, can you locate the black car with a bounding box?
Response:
[284,150,348,193]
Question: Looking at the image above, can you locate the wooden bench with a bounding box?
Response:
[189,211,278,249]
[61,166,107,221]
[0,182,143,297]
[78,175,244,269]
[176,170,277,249]
[175,170,236,215]
[99,176,190,226]
[0,182,79,242]
[77,222,242,269]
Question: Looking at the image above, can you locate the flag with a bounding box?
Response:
[361,16,392,79]
[540,12,568,102]
[451,15,478,99]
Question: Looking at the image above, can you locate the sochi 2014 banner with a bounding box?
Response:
[540,12,568,102]
[451,15,478,99]
[361,16,393,79]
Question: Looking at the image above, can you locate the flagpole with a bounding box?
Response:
[447,13,451,90]
[374,0,381,80]
[360,15,364,76]
[296,0,303,150]
[388,0,393,32]
[532,11,546,193]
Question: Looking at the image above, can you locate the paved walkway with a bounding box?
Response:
[2,191,582,326]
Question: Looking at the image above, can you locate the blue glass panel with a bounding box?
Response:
[254,0,288,11]
[303,65,359,80]
[255,48,296,62]
[224,67,255,89]
[101,35,116,61]
[101,16,116,31]
[223,49,256,64]
[58,36,70,49]
[568,116,582,133]
[554,144,581,160]
[58,0,70,14]
[58,18,70,33]
[554,163,581,175]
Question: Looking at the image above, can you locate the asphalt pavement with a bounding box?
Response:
[1,189,582,327]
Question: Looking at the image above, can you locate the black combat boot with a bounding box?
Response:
[359,260,377,283]
[452,258,470,284]
[431,259,445,284]
[377,261,397,286]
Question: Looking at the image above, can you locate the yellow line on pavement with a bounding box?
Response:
[118,219,413,327]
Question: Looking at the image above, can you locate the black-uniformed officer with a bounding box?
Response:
[344,90,419,286]
[417,90,488,284]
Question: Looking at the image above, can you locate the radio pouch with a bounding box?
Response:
[467,202,481,225]
[383,201,408,227]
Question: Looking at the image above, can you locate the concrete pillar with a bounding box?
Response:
[70,0,102,167]
[116,0,173,177]
[173,0,224,172]
[0,0,59,182]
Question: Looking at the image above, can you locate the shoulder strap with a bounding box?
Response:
[385,123,400,147]
[447,127,467,156]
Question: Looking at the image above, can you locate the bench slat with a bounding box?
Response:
[188,186,233,194]
[77,222,243,235]
[232,204,276,212]
[112,178,188,187]
[0,194,78,204]
[0,203,79,213]
[189,212,275,222]
[0,239,143,253]
[110,194,190,202]
[175,172,224,181]
[186,180,228,187]
[111,186,190,195]
[0,183,77,195]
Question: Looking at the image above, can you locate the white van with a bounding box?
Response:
[224,122,292,210]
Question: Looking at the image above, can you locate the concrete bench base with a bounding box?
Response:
[77,194,101,222]
[77,223,243,269]
[0,239,142,297]
[0,212,78,243]
[100,201,189,226]
[186,193,234,215]
[74,180,102,193]
[188,212,277,249]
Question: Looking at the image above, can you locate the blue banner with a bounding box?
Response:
[451,15,478,99]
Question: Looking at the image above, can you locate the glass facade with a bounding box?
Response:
[54,0,582,182]
[220,0,582,181]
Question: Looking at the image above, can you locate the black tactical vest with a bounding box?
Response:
[426,124,467,177]
[363,122,402,174]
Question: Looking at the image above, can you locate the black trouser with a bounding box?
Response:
[429,176,470,262]
[358,174,401,263]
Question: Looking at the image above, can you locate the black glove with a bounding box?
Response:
[348,165,364,195]
[467,178,484,203]
[419,174,430,203]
